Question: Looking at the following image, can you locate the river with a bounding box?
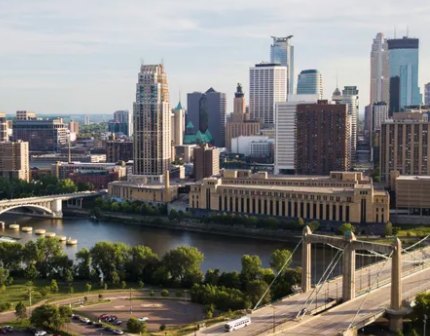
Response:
[0,214,377,280]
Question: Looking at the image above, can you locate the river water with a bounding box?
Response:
[0,214,375,280]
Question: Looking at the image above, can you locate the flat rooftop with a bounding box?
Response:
[397,176,430,181]
[218,184,355,195]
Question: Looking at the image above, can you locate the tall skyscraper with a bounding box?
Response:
[274,94,319,175]
[68,120,79,135]
[249,63,287,127]
[226,84,260,151]
[296,100,350,175]
[341,86,359,164]
[0,141,29,181]
[425,82,430,106]
[0,113,8,142]
[270,36,294,94]
[370,102,388,162]
[132,64,171,183]
[193,144,220,182]
[370,33,390,108]
[388,37,422,115]
[186,88,226,147]
[296,70,323,99]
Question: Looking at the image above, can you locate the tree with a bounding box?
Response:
[169,209,178,221]
[121,280,127,289]
[297,217,305,226]
[127,245,158,281]
[308,221,320,233]
[75,248,91,280]
[30,304,68,330]
[259,268,275,285]
[64,268,74,283]
[410,291,430,332]
[68,286,74,294]
[337,223,356,236]
[204,304,215,319]
[161,289,169,297]
[85,283,92,292]
[126,317,147,333]
[204,269,220,286]
[270,249,292,274]
[159,324,166,331]
[98,294,103,301]
[138,281,145,289]
[15,302,27,320]
[384,222,393,237]
[246,280,270,306]
[218,271,241,289]
[24,264,38,281]
[0,267,10,286]
[50,279,59,293]
[162,246,204,285]
[240,255,262,286]
[90,241,130,282]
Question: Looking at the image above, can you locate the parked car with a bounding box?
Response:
[94,324,103,328]
[87,321,95,325]
[35,330,47,336]
[138,317,149,322]
[99,314,108,319]
[0,329,7,335]
[114,321,122,326]
[104,327,113,332]
[4,327,13,332]
[112,330,123,335]
[25,327,37,334]
[71,315,80,320]
[80,318,90,323]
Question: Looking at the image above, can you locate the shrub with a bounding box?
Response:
[138,281,145,289]
[126,317,147,333]
[161,289,169,297]
[150,290,155,297]
[159,324,166,331]
[0,302,12,312]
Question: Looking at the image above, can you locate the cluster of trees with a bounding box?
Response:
[202,213,321,232]
[383,222,401,237]
[0,238,299,312]
[78,122,108,139]
[30,304,72,330]
[191,250,301,312]
[92,197,167,218]
[0,176,93,199]
[126,318,147,333]
[404,291,430,336]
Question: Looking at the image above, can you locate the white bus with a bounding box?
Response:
[224,316,251,332]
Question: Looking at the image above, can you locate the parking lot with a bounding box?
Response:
[74,298,204,332]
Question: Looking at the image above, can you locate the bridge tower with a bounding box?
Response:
[342,231,357,301]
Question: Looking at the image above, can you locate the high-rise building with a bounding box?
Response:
[186,88,226,147]
[341,86,359,164]
[171,101,185,147]
[370,33,390,108]
[0,141,30,181]
[12,118,68,152]
[370,102,388,162]
[0,113,8,142]
[84,115,90,125]
[274,94,319,175]
[296,70,323,99]
[132,64,171,183]
[249,63,287,127]
[225,84,260,151]
[193,144,220,181]
[425,83,430,106]
[106,138,134,163]
[108,110,133,136]
[16,111,36,121]
[68,120,79,135]
[380,113,430,185]
[270,36,294,94]
[388,37,422,115]
[364,105,371,141]
[296,100,350,175]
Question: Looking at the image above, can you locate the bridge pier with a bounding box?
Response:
[50,199,63,218]
[343,231,357,301]
[301,226,312,293]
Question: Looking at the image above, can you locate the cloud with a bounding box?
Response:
[0,0,429,113]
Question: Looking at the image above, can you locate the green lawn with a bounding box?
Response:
[0,278,142,307]
[396,225,430,237]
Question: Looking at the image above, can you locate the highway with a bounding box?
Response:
[0,191,104,204]
[195,245,430,336]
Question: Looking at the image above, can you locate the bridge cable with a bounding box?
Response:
[297,245,345,318]
[403,234,430,252]
[347,250,394,331]
[253,238,303,310]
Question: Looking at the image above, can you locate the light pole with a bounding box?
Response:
[129,288,132,314]
[424,314,428,336]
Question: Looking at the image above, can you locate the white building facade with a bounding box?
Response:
[249,63,287,127]
[370,33,390,107]
[274,94,319,175]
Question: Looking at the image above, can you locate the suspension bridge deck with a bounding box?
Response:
[194,246,430,336]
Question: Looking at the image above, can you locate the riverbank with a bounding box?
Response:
[64,208,303,243]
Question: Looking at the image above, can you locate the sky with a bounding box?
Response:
[0,0,429,115]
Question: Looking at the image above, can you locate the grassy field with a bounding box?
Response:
[396,225,430,237]
[0,278,142,307]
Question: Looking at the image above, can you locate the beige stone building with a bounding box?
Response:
[190,170,389,225]
[193,144,220,181]
[0,112,8,142]
[0,141,30,181]
[108,171,178,204]
[392,174,430,217]
[225,84,261,151]
[380,113,430,186]
[16,111,36,121]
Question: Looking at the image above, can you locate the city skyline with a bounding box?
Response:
[0,1,429,114]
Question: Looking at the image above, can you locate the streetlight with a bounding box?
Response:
[424,314,428,336]
[129,288,132,314]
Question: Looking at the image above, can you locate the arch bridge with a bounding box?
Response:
[0,191,105,218]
